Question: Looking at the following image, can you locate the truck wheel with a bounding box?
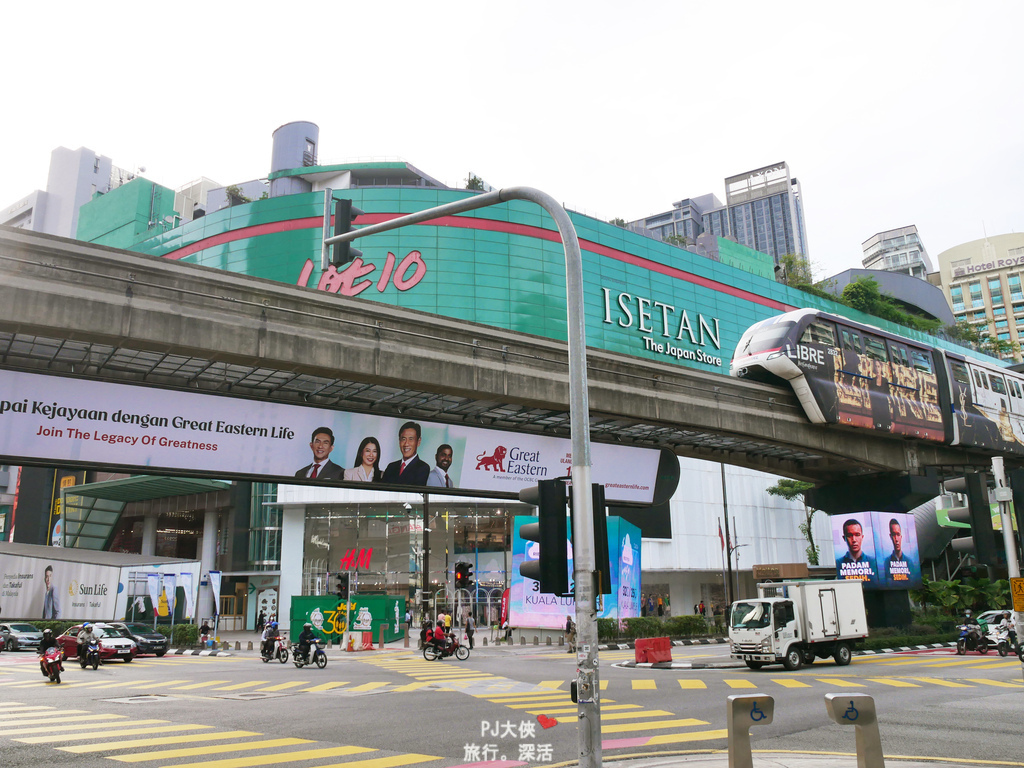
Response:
[801,649,815,665]
[744,660,763,670]
[782,648,803,671]
[833,642,852,666]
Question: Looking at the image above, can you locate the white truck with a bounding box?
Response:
[728,579,868,670]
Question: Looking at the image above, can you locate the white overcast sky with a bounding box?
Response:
[3,1,1021,279]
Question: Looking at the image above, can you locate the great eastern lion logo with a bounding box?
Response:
[475,446,507,472]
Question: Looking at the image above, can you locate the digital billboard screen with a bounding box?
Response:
[832,511,921,590]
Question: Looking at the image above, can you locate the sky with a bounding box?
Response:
[3,1,1022,280]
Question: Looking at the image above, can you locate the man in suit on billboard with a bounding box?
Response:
[426,444,456,488]
[382,421,430,485]
[294,427,344,481]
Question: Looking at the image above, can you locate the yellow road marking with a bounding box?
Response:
[773,678,812,688]
[170,680,232,690]
[601,710,676,720]
[212,681,271,691]
[964,678,1023,688]
[256,681,307,692]
[0,713,125,726]
[390,682,434,692]
[303,681,350,692]
[866,678,920,687]
[645,728,729,745]
[346,682,390,692]
[17,724,212,744]
[504,698,573,709]
[538,680,563,688]
[0,708,88,719]
[3,720,168,737]
[906,677,973,688]
[527,704,640,714]
[602,718,708,734]
[724,679,758,689]
[110,737,314,761]
[124,679,191,689]
[678,680,707,690]
[89,679,157,689]
[175,745,375,768]
[59,731,262,753]
[814,678,866,687]
[632,680,657,690]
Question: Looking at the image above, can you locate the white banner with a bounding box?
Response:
[180,571,195,620]
[146,572,161,612]
[0,369,661,503]
[209,570,222,617]
[0,555,119,620]
[163,572,176,617]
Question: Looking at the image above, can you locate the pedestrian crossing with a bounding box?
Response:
[0,700,442,767]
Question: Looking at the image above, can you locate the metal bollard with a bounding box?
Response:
[247,641,253,651]
[727,694,774,768]
[824,693,884,768]
[235,641,241,651]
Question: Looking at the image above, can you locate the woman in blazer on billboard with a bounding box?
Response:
[344,436,383,482]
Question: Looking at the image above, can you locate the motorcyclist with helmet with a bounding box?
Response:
[296,622,317,661]
[77,623,98,662]
[38,628,61,678]
[427,619,449,659]
[997,611,1017,649]
[261,620,280,657]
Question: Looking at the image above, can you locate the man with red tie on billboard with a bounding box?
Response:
[382,421,430,485]
[294,427,344,481]
[426,444,456,489]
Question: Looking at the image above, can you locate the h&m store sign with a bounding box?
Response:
[601,287,723,368]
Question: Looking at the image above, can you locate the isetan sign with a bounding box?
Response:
[601,287,723,368]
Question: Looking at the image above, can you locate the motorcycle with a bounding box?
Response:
[956,622,990,655]
[80,640,101,669]
[423,632,470,662]
[261,636,289,664]
[39,646,65,684]
[291,639,328,669]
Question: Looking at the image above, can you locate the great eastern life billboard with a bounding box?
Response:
[0,369,660,504]
[831,511,922,590]
[508,515,641,629]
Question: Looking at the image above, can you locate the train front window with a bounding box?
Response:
[739,320,797,355]
[800,322,836,346]
[951,361,969,384]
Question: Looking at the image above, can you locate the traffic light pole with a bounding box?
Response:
[326,187,603,767]
[990,457,1023,680]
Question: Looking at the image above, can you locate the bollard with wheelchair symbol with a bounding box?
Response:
[825,693,884,768]
[727,694,774,768]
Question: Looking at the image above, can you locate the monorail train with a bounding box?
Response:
[730,308,1024,455]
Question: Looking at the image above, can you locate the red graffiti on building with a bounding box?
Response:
[295,251,427,297]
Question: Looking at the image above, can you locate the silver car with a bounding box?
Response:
[0,622,44,651]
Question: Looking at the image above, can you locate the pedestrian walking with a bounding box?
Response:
[698,599,706,617]
[256,609,266,633]
[465,614,476,649]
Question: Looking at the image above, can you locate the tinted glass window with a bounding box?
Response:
[863,335,888,362]
[738,320,797,355]
[840,329,861,353]
[951,361,970,384]
[800,322,836,346]
[990,375,1007,395]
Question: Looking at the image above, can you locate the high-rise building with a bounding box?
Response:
[935,233,1024,363]
[862,225,933,279]
[629,161,809,263]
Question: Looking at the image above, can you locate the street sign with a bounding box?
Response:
[1010,577,1024,612]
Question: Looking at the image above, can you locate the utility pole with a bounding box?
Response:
[325,187,603,767]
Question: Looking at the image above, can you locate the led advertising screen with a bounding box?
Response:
[0,369,661,504]
[832,511,921,590]
[508,514,641,629]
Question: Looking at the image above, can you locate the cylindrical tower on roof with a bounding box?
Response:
[269,121,319,198]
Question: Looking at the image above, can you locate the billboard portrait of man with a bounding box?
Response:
[833,517,876,584]
[872,512,922,589]
[42,564,60,619]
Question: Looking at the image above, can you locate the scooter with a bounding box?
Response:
[291,639,328,669]
[423,632,470,661]
[80,640,100,669]
[956,622,990,655]
[39,646,65,684]
[261,636,289,663]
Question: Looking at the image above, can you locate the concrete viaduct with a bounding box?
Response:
[0,226,985,487]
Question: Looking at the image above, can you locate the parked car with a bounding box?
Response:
[0,622,44,651]
[0,633,6,652]
[975,610,1007,628]
[106,622,169,656]
[56,623,137,662]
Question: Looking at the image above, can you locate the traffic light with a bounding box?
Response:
[335,572,349,598]
[331,198,364,268]
[591,483,612,596]
[518,479,570,595]
[944,473,1000,569]
[454,562,473,589]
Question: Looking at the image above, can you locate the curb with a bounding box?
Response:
[615,642,961,669]
[599,637,730,651]
[168,648,233,656]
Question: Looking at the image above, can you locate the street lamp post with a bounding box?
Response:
[324,187,603,766]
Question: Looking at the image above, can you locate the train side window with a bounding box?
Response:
[800,322,836,346]
[950,361,970,384]
[1013,380,1023,399]
[990,375,1007,396]
[910,350,933,374]
[889,344,910,368]
[973,369,988,390]
[863,335,888,362]
[840,329,862,353]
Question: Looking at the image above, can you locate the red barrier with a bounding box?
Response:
[634,637,651,663]
[648,636,672,663]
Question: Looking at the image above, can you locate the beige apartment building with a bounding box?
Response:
[934,233,1024,362]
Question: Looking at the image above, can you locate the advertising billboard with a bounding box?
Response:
[832,511,921,590]
[0,369,661,504]
[508,514,641,629]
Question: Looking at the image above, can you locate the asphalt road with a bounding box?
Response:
[1,641,1021,768]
